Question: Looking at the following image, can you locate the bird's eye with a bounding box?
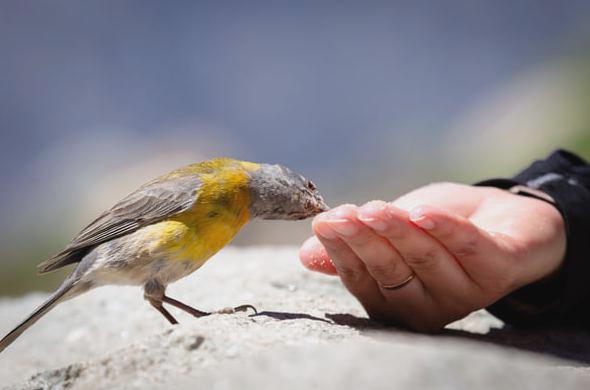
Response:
[306,180,316,191]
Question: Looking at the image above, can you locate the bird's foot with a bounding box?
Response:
[160,294,257,318]
[215,304,258,315]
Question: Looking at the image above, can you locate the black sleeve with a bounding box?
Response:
[474,149,590,328]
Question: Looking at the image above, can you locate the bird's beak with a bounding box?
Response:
[315,198,330,213]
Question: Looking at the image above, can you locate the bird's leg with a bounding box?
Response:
[149,298,179,325]
[162,295,210,318]
[144,280,178,325]
[162,295,258,317]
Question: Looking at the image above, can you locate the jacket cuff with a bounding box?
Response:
[474,150,590,327]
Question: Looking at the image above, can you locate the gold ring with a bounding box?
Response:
[378,273,415,290]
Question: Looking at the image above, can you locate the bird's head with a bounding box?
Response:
[246,163,329,220]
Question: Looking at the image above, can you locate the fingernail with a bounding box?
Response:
[328,219,359,236]
[409,208,435,230]
[314,223,338,239]
[358,216,388,231]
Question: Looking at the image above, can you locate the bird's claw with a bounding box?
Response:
[215,304,258,315]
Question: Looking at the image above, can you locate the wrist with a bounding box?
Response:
[510,191,566,287]
[475,150,590,326]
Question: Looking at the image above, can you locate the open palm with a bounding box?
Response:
[299,183,565,331]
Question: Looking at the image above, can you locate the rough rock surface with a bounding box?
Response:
[1,246,589,389]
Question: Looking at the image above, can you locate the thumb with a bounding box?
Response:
[299,236,338,275]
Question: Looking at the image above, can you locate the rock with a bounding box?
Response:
[0,246,589,389]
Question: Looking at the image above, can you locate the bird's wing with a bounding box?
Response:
[37,174,202,274]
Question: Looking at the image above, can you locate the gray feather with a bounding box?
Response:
[0,278,81,353]
[37,174,202,274]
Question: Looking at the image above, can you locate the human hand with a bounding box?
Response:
[299,183,566,331]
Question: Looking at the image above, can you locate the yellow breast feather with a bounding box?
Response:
[151,164,254,263]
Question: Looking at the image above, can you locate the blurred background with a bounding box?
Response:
[1,1,590,296]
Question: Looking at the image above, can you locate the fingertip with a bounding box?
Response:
[330,203,359,219]
[384,202,409,219]
[299,236,338,275]
[312,211,328,226]
[413,204,455,217]
[357,200,394,231]
[408,205,473,240]
[312,217,338,240]
[299,235,320,257]
[409,205,438,230]
[358,200,387,218]
[409,204,458,230]
[312,212,331,236]
[407,206,482,260]
[361,200,388,210]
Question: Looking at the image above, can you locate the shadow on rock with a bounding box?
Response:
[325,313,388,331]
[251,311,389,330]
[324,312,590,365]
[444,326,590,364]
[259,309,590,364]
[252,311,332,324]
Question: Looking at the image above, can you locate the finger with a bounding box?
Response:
[359,203,474,300]
[328,202,434,324]
[409,205,484,259]
[321,203,436,325]
[299,236,338,275]
[407,205,507,287]
[312,206,385,310]
[330,201,417,289]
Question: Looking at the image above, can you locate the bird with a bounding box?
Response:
[0,157,328,353]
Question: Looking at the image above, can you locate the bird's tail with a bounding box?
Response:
[0,279,77,353]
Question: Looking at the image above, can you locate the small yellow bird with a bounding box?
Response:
[0,158,328,352]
